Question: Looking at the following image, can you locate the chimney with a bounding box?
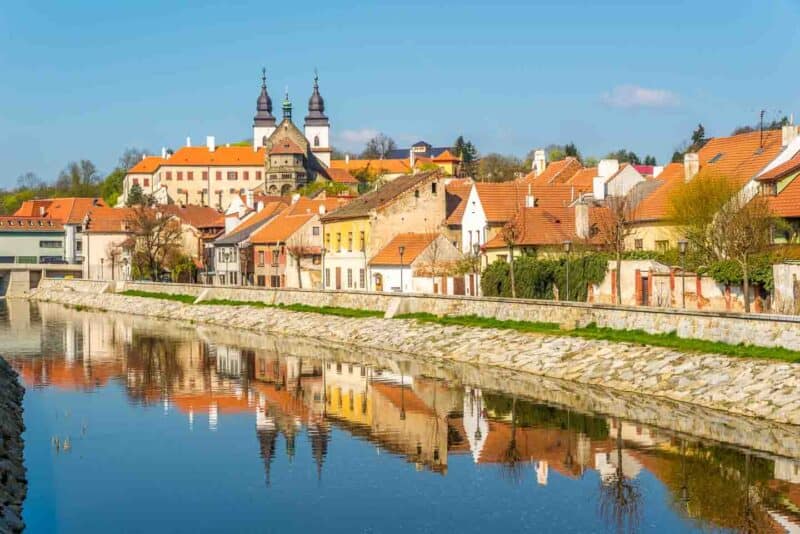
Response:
[409,149,416,172]
[684,152,699,182]
[533,149,546,176]
[782,123,799,147]
[161,146,167,159]
[345,153,350,164]
[318,204,326,215]
[574,202,589,239]
[141,153,147,161]
[652,165,664,178]
[186,136,192,147]
[256,200,264,212]
[597,159,620,179]
[525,183,535,208]
[206,136,216,152]
[291,193,300,204]
[245,190,254,209]
[39,206,45,216]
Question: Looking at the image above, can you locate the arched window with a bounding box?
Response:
[314,135,320,147]
[262,135,268,146]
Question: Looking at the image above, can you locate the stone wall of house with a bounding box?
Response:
[37,278,800,350]
[27,285,800,427]
[0,357,26,533]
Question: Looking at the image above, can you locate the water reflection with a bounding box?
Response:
[4,300,800,533]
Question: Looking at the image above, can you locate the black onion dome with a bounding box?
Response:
[304,73,329,125]
[254,68,276,126]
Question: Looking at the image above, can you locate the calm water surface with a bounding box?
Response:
[2,299,800,533]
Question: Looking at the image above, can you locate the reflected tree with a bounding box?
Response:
[501,396,523,484]
[597,419,642,534]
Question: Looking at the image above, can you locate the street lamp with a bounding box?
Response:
[678,240,688,308]
[472,243,481,297]
[398,245,406,292]
[563,240,572,301]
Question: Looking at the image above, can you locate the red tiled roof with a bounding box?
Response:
[484,207,575,248]
[566,167,598,190]
[369,233,437,265]
[250,210,314,244]
[326,168,359,184]
[520,157,582,185]
[630,163,683,222]
[14,197,106,224]
[432,149,460,163]
[286,196,351,216]
[227,201,287,235]
[445,182,472,225]
[84,207,137,233]
[0,217,64,232]
[159,205,224,229]
[475,182,574,223]
[165,146,266,167]
[270,137,305,155]
[128,156,166,174]
[767,175,800,218]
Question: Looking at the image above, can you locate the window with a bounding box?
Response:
[324,233,330,249]
[271,250,280,266]
[468,230,473,247]
[634,239,643,251]
[216,171,222,181]
[359,231,365,251]
[655,240,669,252]
[257,275,265,287]
[498,254,508,263]
[431,182,437,194]
[76,240,82,252]
[312,226,320,236]
[258,251,265,266]
[347,268,353,288]
[325,268,331,287]
[243,171,249,181]
[314,135,320,147]
[227,171,237,181]
[270,275,281,287]
[143,178,149,187]
[347,232,353,252]
[187,171,194,181]
[336,233,342,252]
[202,171,208,180]
[132,178,139,186]
[39,240,62,248]
[177,171,183,181]
[166,171,172,181]
[256,171,262,180]
[359,268,365,289]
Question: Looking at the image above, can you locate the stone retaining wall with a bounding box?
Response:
[40,278,800,351]
[0,357,26,533]
[29,285,800,427]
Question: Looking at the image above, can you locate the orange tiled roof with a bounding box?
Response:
[0,217,64,232]
[767,176,800,217]
[172,393,252,415]
[226,201,287,235]
[475,182,574,223]
[165,146,266,167]
[326,168,359,184]
[369,233,438,266]
[128,156,166,174]
[372,382,434,415]
[84,207,137,233]
[757,152,800,182]
[250,210,315,244]
[566,167,598,190]
[286,196,351,216]
[521,157,582,185]
[330,158,411,174]
[445,181,472,225]
[14,197,105,223]
[630,163,683,222]
[484,206,575,249]
[432,149,460,163]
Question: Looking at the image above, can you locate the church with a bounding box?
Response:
[123,70,354,209]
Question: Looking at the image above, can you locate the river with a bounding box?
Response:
[2,299,799,533]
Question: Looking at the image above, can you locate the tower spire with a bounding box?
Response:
[253,67,275,126]
[305,70,328,125]
[282,87,292,121]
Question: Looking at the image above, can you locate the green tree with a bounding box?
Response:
[55,160,100,196]
[476,154,525,182]
[690,123,706,151]
[126,184,146,207]
[605,149,641,164]
[453,136,477,163]
[643,155,657,166]
[101,168,126,206]
[564,142,581,161]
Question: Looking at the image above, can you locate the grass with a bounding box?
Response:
[395,312,800,362]
[120,290,197,304]
[199,298,384,318]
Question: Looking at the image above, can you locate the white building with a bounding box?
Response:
[369,233,462,293]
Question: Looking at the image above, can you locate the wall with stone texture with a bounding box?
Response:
[36,278,800,350]
[0,357,26,533]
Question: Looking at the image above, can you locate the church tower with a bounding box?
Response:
[304,71,331,167]
[253,68,276,148]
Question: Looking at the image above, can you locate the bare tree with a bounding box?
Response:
[123,206,184,280]
[597,419,642,534]
[710,193,774,313]
[419,228,448,294]
[596,193,639,304]
[105,243,123,281]
[286,231,311,289]
[501,219,521,298]
[360,133,397,159]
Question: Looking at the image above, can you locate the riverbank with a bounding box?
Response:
[0,357,26,533]
[28,286,800,426]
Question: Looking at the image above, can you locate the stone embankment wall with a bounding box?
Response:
[44,278,800,351]
[29,284,800,427]
[0,358,26,533]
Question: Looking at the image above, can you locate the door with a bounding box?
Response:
[440,276,447,295]
[335,267,342,290]
[375,273,383,292]
[454,276,466,296]
[641,275,649,305]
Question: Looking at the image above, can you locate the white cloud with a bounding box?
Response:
[334,128,380,151]
[601,85,680,109]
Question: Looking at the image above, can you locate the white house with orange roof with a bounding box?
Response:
[368,233,462,293]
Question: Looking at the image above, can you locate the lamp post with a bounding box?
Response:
[563,240,572,301]
[473,243,481,296]
[678,240,688,308]
[398,245,406,293]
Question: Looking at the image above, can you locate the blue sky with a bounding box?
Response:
[1,0,799,187]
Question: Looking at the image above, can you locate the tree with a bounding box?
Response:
[476,154,525,182]
[690,123,706,151]
[643,155,657,166]
[564,142,581,160]
[101,168,126,206]
[360,133,397,159]
[605,149,641,165]
[126,184,147,207]
[732,115,789,136]
[596,193,639,304]
[123,206,184,280]
[711,192,774,312]
[501,218,522,297]
[597,419,642,533]
[330,146,346,160]
[453,136,477,163]
[285,230,312,289]
[56,160,100,195]
[118,148,148,171]
[16,172,45,191]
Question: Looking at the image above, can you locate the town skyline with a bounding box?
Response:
[2,0,800,186]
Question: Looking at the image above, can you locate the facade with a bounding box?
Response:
[0,217,66,265]
[369,233,463,293]
[82,207,135,281]
[320,170,446,291]
[122,70,343,209]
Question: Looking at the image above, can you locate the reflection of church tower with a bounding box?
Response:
[307,420,331,481]
[253,68,277,148]
[304,72,331,167]
[256,408,279,486]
